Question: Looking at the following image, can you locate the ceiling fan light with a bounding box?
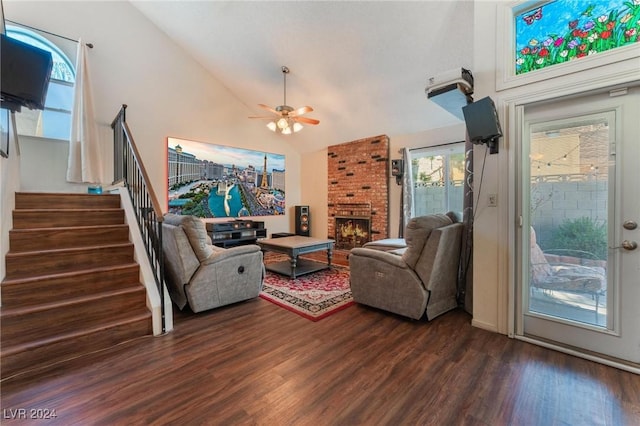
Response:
[252,66,318,135]
[277,117,289,130]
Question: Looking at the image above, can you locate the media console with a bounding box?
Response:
[206,220,267,248]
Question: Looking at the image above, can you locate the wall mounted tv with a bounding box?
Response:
[1,34,53,112]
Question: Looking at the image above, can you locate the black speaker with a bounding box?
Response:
[462,96,502,153]
[391,159,403,177]
[391,159,404,185]
[295,205,310,236]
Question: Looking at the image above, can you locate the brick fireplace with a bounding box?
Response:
[327,135,389,249]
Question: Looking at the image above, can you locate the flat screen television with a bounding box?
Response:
[1,33,53,111]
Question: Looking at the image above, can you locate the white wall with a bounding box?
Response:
[19,136,89,193]
[300,149,328,238]
[3,0,302,235]
[0,117,21,303]
[469,1,503,333]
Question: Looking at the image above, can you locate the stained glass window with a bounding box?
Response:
[515,0,640,75]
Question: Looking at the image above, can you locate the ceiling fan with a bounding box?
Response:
[249,66,319,134]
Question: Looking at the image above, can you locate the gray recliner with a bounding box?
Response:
[162,214,264,313]
[349,214,463,320]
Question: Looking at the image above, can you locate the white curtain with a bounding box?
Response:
[460,134,474,313]
[399,147,413,237]
[66,38,102,183]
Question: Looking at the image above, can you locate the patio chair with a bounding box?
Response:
[529,227,606,320]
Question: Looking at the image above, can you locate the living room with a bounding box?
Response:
[1,1,639,423]
[0,1,478,317]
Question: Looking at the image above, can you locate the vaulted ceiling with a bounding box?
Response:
[131,1,474,152]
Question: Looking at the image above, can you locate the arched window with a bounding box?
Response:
[5,25,75,140]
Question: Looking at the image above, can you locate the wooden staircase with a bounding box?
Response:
[1,192,152,379]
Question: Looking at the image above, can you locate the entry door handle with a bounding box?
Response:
[611,240,638,251]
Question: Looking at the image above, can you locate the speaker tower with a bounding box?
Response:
[295,205,310,236]
[391,159,403,185]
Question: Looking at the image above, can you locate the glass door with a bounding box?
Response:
[527,113,612,328]
[517,87,640,364]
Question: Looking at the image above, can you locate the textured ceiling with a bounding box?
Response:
[131,1,474,152]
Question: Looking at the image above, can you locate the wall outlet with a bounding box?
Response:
[488,194,498,207]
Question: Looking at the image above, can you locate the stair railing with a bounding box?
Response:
[111,104,166,333]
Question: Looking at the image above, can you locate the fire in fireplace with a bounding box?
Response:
[335,216,371,250]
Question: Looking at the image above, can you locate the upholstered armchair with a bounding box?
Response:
[349,214,463,320]
[162,214,264,313]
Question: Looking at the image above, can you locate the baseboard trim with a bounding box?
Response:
[471,318,499,333]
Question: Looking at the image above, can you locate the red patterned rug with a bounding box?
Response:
[260,256,353,321]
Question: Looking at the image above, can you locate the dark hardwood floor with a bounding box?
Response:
[2,297,639,425]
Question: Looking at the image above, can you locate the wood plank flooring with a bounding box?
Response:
[2,298,639,425]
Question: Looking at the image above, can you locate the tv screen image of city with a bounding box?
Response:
[167,137,285,218]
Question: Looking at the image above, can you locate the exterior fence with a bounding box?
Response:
[531,174,607,249]
[414,174,607,253]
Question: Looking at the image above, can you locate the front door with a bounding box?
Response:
[517,87,640,364]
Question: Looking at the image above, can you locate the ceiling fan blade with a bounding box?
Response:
[248,115,275,120]
[291,105,314,116]
[294,116,320,125]
[258,104,279,114]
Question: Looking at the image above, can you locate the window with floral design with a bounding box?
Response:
[515,0,640,75]
[5,25,75,140]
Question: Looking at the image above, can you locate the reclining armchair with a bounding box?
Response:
[162,214,264,313]
[349,214,463,320]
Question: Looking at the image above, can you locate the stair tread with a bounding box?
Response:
[14,208,123,212]
[1,263,139,286]
[0,284,146,318]
[16,192,119,197]
[12,208,125,230]
[6,241,133,257]
[1,312,151,356]
[10,224,128,233]
[15,193,121,211]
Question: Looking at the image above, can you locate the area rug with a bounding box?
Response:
[260,256,353,321]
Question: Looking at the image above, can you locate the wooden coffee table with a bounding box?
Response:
[258,236,334,279]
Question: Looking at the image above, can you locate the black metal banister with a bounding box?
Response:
[111,104,166,333]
